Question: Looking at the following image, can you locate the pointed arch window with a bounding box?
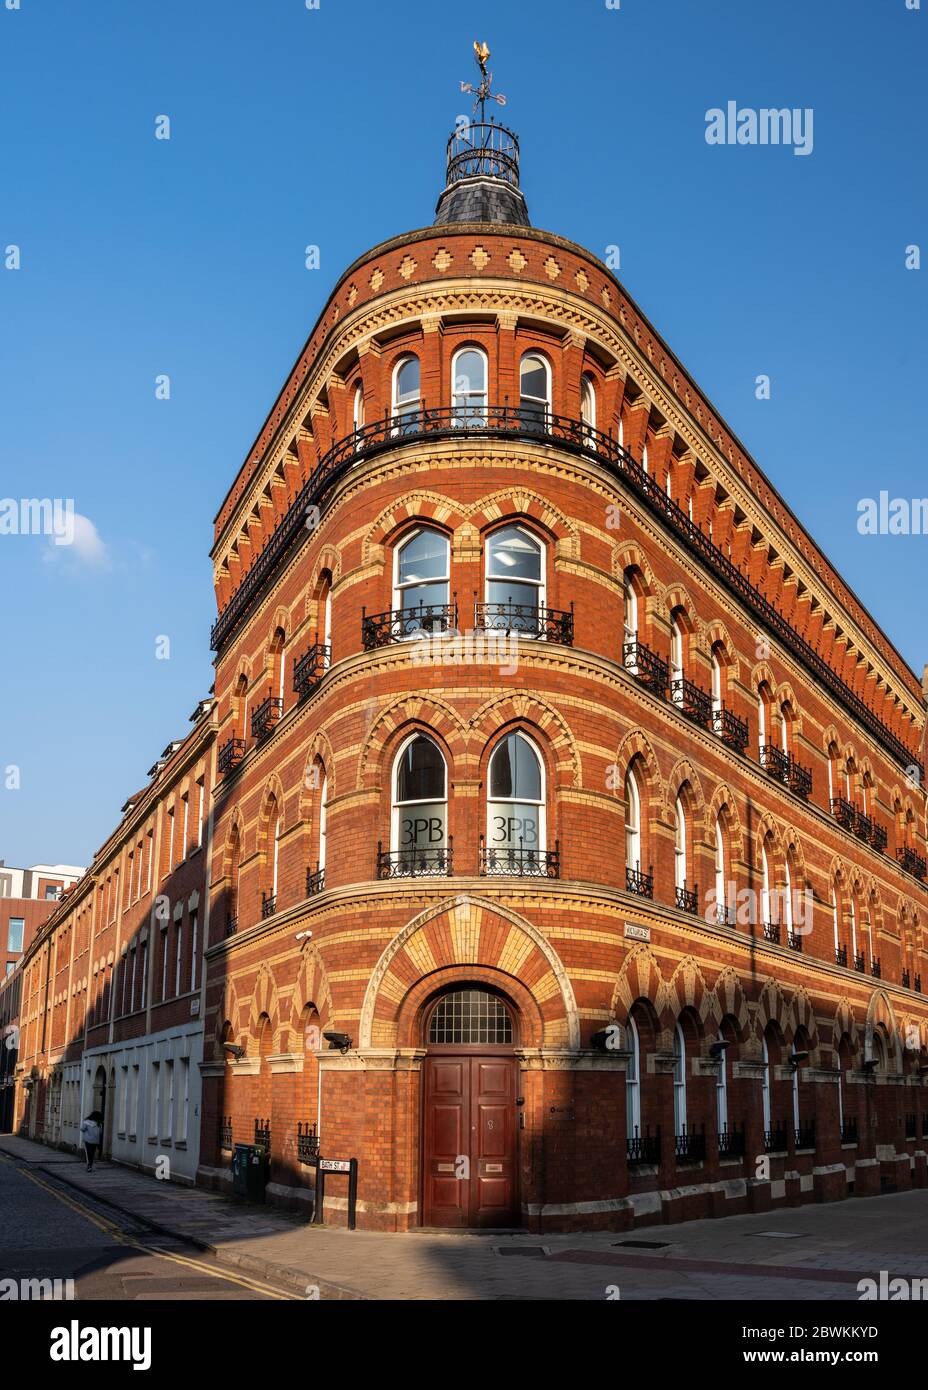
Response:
[318,774,328,875]
[760,843,772,928]
[670,610,685,703]
[714,816,727,922]
[625,768,642,873]
[392,355,421,435]
[711,648,723,719]
[622,570,638,647]
[716,1033,729,1134]
[673,1022,687,1134]
[580,374,596,437]
[390,736,448,875]
[352,382,364,447]
[451,347,487,425]
[761,1034,771,1131]
[674,795,687,891]
[485,732,546,873]
[519,353,550,430]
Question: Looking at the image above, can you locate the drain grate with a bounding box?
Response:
[612,1239,670,1249]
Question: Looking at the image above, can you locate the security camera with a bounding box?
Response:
[295,929,313,941]
[709,1040,732,1058]
[789,1050,809,1070]
[223,1042,245,1059]
[323,1031,352,1054]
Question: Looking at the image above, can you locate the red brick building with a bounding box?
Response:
[8,109,928,1235]
[197,113,928,1232]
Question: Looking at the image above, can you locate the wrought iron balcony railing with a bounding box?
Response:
[377,841,453,879]
[871,957,881,979]
[897,846,927,880]
[623,640,668,698]
[764,1123,788,1153]
[225,914,237,938]
[261,893,277,919]
[854,951,866,973]
[306,865,325,896]
[787,930,803,952]
[713,706,749,754]
[474,600,574,644]
[674,1125,706,1162]
[794,1125,815,1150]
[870,823,888,854]
[626,865,653,898]
[853,809,873,843]
[835,944,847,966]
[675,883,699,915]
[251,695,283,741]
[787,757,813,800]
[362,602,458,650]
[717,1124,746,1158]
[293,642,330,699]
[209,404,922,781]
[902,968,911,989]
[297,1121,320,1164]
[840,1117,858,1144]
[831,796,856,831]
[480,839,560,878]
[760,744,789,782]
[626,1126,661,1166]
[763,921,781,944]
[218,737,246,776]
[669,677,712,728]
[254,1118,271,1152]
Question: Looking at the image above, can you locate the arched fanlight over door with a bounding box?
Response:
[484,732,546,875]
[389,735,449,876]
[427,988,513,1045]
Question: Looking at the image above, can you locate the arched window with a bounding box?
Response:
[271,626,287,707]
[711,647,723,719]
[321,583,333,668]
[757,683,772,757]
[626,1015,641,1140]
[832,886,841,959]
[519,353,550,429]
[484,525,545,635]
[451,347,487,425]
[642,442,649,475]
[625,768,642,873]
[780,702,793,758]
[352,382,364,446]
[392,355,421,434]
[580,374,596,437]
[849,892,859,961]
[827,741,840,805]
[263,797,280,914]
[716,1032,730,1134]
[394,528,450,635]
[760,842,772,929]
[714,816,727,923]
[673,1021,687,1135]
[622,569,638,648]
[318,775,327,875]
[784,853,794,935]
[674,795,687,892]
[485,732,545,873]
[391,736,448,874]
[761,1034,771,1131]
[428,989,513,1046]
[669,610,685,703]
[234,673,249,744]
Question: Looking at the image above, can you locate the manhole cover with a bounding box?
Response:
[495,1246,548,1258]
[612,1240,670,1249]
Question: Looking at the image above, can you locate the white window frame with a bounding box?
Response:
[714,817,726,913]
[761,844,772,926]
[761,1035,771,1131]
[711,650,722,719]
[393,527,451,618]
[484,524,545,618]
[451,345,488,424]
[485,732,546,867]
[319,775,328,873]
[625,769,641,872]
[391,354,421,429]
[189,910,198,993]
[391,734,448,857]
[580,374,596,436]
[716,1034,729,1133]
[674,795,687,891]
[626,1016,641,1139]
[352,382,364,446]
[174,918,183,997]
[670,612,684,702]
[518,352,551,424]
[673,1021,687,1134]
[622,571,638,649]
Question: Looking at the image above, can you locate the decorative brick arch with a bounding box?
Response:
[664,758,707,838]
[706,782,745,862]
[469,692,580,788]
[704,618,739,667]
[663,582,699,632]
[750,661,777,701]
[362,491,467,562]
[614,729,664,812]
[775,680,804,735]
[709,966,751,1036]
[358,895,580,1050]
[302,547,342,627]
[832,998,861,1052]
[822,722,842,756]
[788,986,820,1049]
[781,824,808,882]
[666,956,713,1025]
[753,810,784,872]
[610,945,672,1044]
[298,729,337,822]
[467,486,580,557]
[283,943,334,1049]
[755,977,790,1038]
[866,989,901,1069]
[357,695,468,791]
[231,962,285,1053]
[611,541,658,595]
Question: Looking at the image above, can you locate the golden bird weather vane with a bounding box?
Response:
[460,40,507,121]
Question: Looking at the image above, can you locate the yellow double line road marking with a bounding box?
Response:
[4,1157,301,1301]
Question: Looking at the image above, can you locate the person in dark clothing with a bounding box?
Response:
[79,1110,103,1171]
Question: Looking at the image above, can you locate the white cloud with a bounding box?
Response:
[44,512,109,569]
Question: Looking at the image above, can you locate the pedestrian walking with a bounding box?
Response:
[79,1111,103,1171]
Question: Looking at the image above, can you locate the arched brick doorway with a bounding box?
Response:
[421,985,520,1230]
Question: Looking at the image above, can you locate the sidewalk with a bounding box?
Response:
[3,1134,927,1300]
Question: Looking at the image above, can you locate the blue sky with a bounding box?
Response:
[0,0,925,867]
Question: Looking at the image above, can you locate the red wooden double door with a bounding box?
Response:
[422,1050,519,1228]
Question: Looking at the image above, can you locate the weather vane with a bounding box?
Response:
[460,41,507,121]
